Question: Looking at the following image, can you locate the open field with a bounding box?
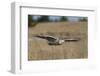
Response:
[28,22,88,60]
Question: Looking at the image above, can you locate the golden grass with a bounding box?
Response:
[28,22,88,60]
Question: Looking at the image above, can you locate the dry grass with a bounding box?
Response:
[28,22,88,60]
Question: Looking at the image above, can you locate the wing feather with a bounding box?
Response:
[35,35,57,41]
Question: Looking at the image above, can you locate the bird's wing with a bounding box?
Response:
[35,35,57,41]
[63,37,80,41]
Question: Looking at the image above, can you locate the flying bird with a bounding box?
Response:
[34,35,80,45]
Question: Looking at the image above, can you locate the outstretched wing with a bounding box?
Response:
[34,35,57,42]
[63,37,80,42]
